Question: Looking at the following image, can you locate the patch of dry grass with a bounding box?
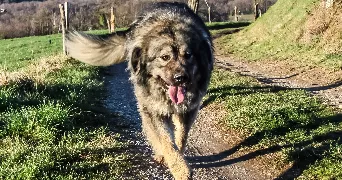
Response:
[217,0,342,69]
[0,55,67,86]
[302,0,342,54]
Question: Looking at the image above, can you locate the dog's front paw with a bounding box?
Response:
[172,162,193,180]
[174,169,193,180]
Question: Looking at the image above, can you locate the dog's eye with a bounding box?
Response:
[161,55,171,61]
[184,52,192,59]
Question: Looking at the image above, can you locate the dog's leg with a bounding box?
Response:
[141,112,192,180]
[173,108,198,154]
[173,114,187,154]
[140,112,164,163]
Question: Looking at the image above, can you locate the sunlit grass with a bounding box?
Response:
[206,68,342,179]
[0,54,130,179]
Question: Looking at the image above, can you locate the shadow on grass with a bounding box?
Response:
[211,28,243,39]
[215,61,342,92]
[197,77,342,178]
[0,81,104,116]
[207,22,251,30]
[201,85,286,109]
[0,67,135,178]
[189,113,342,179]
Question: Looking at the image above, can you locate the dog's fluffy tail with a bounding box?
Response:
[65,31,127,66]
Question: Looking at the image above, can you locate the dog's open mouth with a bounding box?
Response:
[157,76,187,105]
[168,86,186,105]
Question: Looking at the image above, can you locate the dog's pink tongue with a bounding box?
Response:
[168,86,185,104]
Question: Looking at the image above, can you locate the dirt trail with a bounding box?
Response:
[214,54,342,109]
[103,63,277,179]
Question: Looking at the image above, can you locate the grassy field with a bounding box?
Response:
[0,29,113,71]
[0,30,130,179]
[206,68,342,179]
[217,0,342,69]
[0,34,62,71]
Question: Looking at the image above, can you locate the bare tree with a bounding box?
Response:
[204,0,211,23]
[188,0,199,14]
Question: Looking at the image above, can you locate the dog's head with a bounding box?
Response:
[127,22,213,105]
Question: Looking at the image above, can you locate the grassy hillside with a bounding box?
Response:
[217,0,342,68]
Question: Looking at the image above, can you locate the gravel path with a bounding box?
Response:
[103,63,172,179]
[102,63,273,179]
[214,55,342,109]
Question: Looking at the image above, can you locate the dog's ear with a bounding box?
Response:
[131,47,142,73]
[197,40,213,71]
[130,47,149,85]
[195,40,213,89]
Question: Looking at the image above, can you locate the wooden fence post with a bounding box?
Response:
[59,3,67,55]
[204,0,211,23]
[110,7,115,33]
[234,6,238,22]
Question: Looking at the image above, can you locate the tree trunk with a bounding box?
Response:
[59,4,67,55]
[188,0,199,14]
[254,3,260,20]
[110,7,115,33]
[234,6,238,22]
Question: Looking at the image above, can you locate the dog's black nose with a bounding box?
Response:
[174,73,188,84]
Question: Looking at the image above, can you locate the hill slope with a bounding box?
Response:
[218,0,342,69]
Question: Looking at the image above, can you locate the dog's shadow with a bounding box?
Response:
[187,111,342,179]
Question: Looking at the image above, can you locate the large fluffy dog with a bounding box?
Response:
[66,2,213,179]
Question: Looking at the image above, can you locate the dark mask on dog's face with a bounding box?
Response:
[144,33,201,104]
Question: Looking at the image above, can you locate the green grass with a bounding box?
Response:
[0,55,130,178]
[217,0,342,69]
[205,68,342,179]
[205,22,251,38]
[0,34,62,71]
[0,28,127,71]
